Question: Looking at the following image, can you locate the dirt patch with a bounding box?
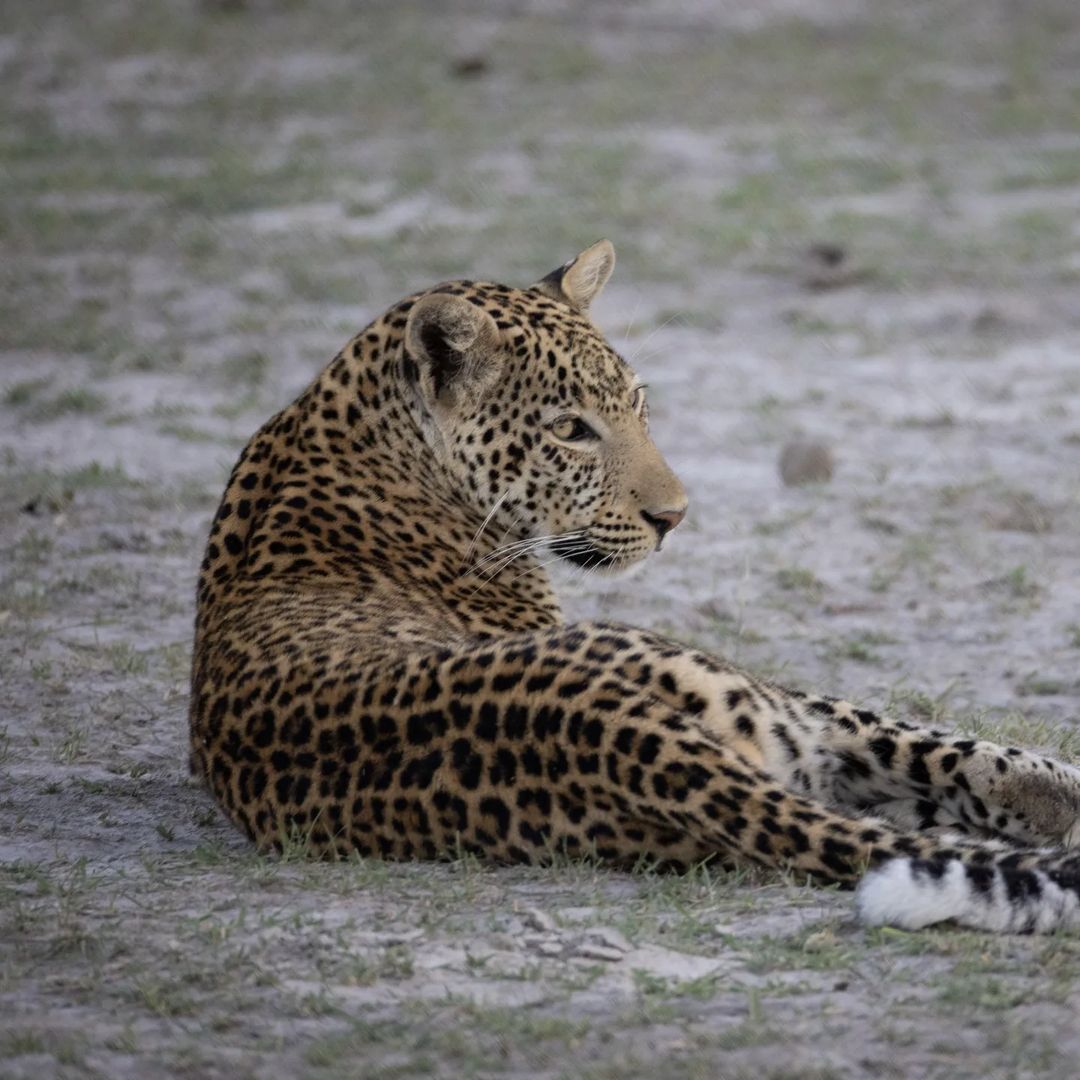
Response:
[3,1,1080,1076]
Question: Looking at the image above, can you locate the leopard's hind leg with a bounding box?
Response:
[636,642,1080,850]
[792,696,1080,849]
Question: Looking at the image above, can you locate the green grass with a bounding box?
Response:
[831,630,897,665]
[954,711,1080,762]
[218,350,271,388]
[775,566,826,599]
[30,387,109,420]
[3,378,50,407]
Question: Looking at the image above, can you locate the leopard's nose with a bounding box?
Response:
[641,506,687,547]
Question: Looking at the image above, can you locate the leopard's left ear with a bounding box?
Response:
[404,292,502,409]
[533,239,615,313]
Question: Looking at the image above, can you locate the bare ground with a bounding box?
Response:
[3,1,1080,1076]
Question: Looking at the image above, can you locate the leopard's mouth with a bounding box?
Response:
[548,535,641,572]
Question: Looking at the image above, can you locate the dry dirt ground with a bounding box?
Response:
[3,1,1080,1077]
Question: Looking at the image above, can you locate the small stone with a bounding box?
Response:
[801,242,869,289]
[536,941,564,957]
[522,907,557,933]
[583,927,630,953]
[451,55,489,79]
[802,929,839,953]
[970,299,1040,336]
[352,929,423,947]
[779,439,835,487]
[985,491,1052,534]
[573,943,624,962]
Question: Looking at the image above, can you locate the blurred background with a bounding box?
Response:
[4,0,1079,704]
[3,1,1080,1076]
[5,0,1079,352]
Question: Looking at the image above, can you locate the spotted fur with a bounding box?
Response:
[190,241,1080,932]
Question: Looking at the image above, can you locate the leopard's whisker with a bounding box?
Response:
[470,532,562,568]
[507,542,601,585]
[462,533,593,598]
[466,530,584,576]
[462,540,560,597]
[462,489,510,570]
[476,535,578,582]
[627,310,683,365]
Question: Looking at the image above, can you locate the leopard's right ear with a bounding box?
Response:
[403,293,502,408]
[533,239,616,314]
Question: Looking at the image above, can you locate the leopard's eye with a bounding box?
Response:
[632,386,649,424]
[550,415,599,442]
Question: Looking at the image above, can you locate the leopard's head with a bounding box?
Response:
[402,241,687,572]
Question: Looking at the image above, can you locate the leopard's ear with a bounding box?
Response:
[533,239,615,313]
[404,292,502,408]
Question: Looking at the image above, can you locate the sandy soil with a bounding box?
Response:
[2,0,1080,1076]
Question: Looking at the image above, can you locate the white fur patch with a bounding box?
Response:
[855,859,971,930]
[855,858,1080,933]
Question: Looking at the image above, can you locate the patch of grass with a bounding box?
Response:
[56,726,86,764]
[30,387,108,420]
[304,1018,418,1068]
[156,641,191,682]
[899,407,957,429]
[996,147,1080,190]
[164,149,336,217]
[632,968,725,1002]
[833,630,896,664]
[377,944,415,981]
[219,349,270,388]
[305,999,591,1077]
[158,421,222,442]
[295,989,340,1017]
[64,462,138,490]
[884,684,955,726]
[869,533,943,593]
[133,978,196,1018]
[752,510,816,537]
[933,973,1037,1011]
[212,393,261,420]
[0,461,137,521]
[458,1003,590,1043]
[0,1031,47,1057]
[740,923,855,975]
[775,566,825,599]
[954,710,1080,763]
[104,642,150,676]
[1000,564,1041,600]
[1015,672,1071,697]
[275,259,362,304]
[12,530,53,565]
[709,1017,786,1051]
[104,1027,138,1053]
[3,378,50,407]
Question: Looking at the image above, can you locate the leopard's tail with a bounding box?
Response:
[855,856,1080,933]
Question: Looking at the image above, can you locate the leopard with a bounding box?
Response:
[190,240,1080,933]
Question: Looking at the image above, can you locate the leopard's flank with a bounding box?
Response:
[190,241,1080,932]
